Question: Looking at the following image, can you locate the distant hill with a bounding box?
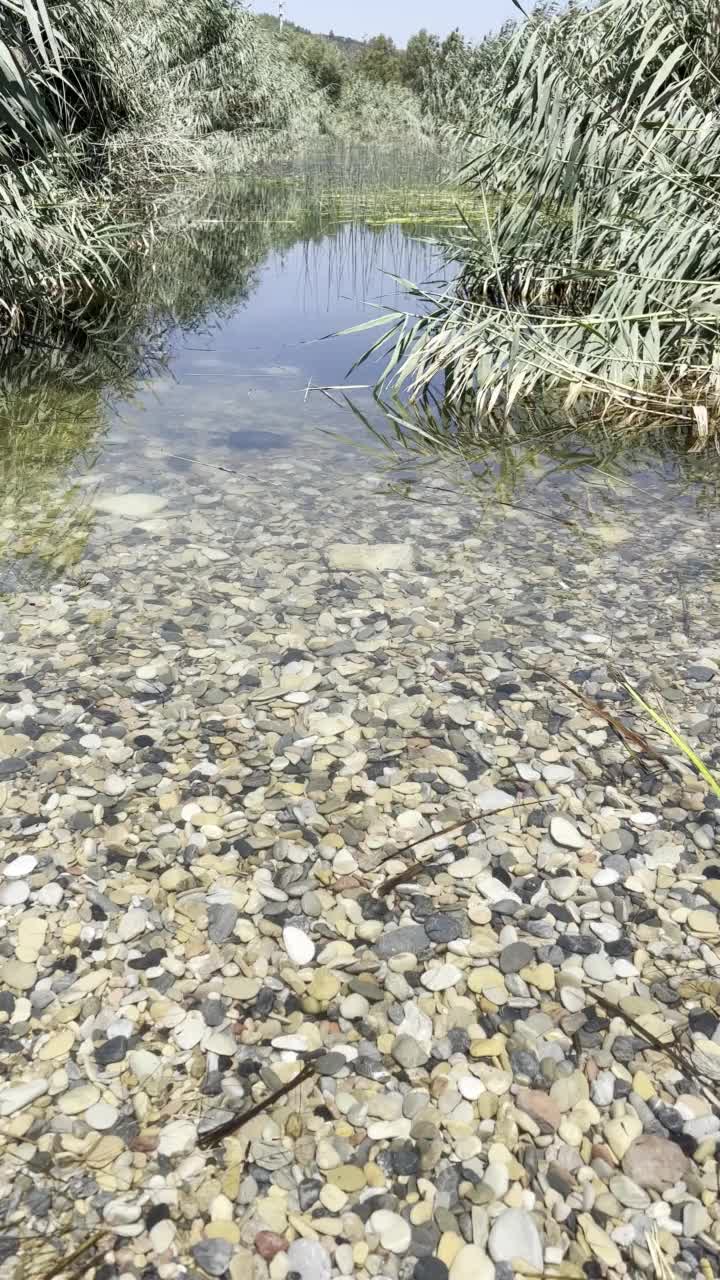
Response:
[255,13,383,56]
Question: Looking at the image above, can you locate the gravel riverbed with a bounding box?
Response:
[1,427,720,1280]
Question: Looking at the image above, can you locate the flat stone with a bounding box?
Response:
[499,941,533,973]
[117,908,147,942]
[520,963,555,991]
[286,1239,332,1280]
[59,1085,100,1114]
[516,1088,562,1133]
[369,1209,412,1254]
[207,903,238,944]
[376,925,430,958]
[85,1102,119,1130]
[327,1165,366,1192]
[488,1208,543,1271]
[415,1260,450,1280]
[550,815,585,848]
[94,492,169,520]
[191,1239,234,1277]
[609,1173,650,1209]
[38,1029,74,1061]
[448,857,487,879]
[475,788,515,814]
[4,855,37,878]
[421,964,461,992]
[255,1231,288,1260]
[543,765,574,784]
[0,1079,48,1116]
[0,960,36,990]
[692,1037,720,1080]
[393,1036,429,1069]
[326,542,414,572]
[622,1135,690,1190]
[577,1215,621,1269]
[448,1245,495,1280]
[282,925,315,965]
[158,1119,197,1158]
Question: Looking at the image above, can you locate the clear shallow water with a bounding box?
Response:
[0,155,719,640]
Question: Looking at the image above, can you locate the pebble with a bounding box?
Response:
[286,1239,332,1280]
[499,941,533,973]
[0,1079,48,1116]
[393,1036,429,1069]
[622,1134,690,1190]
[192,1239,234,1277]
[549,815,585,848]
[86,1101,120,1130]
[488,1209,544,1271]
[283,925,315,965]
[370,1210,412,1254]
[448,1245,495,1280]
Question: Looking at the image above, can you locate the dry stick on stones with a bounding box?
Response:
[198,1062,316,1149]
[588,989,720,1116]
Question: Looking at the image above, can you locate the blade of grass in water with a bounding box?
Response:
[622,677,720,798]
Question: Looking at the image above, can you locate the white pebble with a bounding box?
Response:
[458,1076,485,1101]
[86,1101,119,1130]
[550,815,585,848]
[340,994,369,1019]
[369,1209,412,1254]
[283,925,315,966]
[593,868,619,886]
[103,1200,141,1226]
[36,883,63,908]
[4,855,37,879]
[158,1118,197,1157]
[421,964,462,991]
[150,1219,176,1251]
[117,908,147,942]
[0,881,30,906]
[448,857,487,879]
[173,1012,205,1050]
[0,1079,48,1116]
[103,774,126,796]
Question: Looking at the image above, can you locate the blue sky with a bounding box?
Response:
[250,1,520,44]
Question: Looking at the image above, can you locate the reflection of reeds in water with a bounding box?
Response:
[0,168,463,583]
[0,380,102,583]
[332,390,720,521]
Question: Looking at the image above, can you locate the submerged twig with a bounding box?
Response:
[198,1062,316,1149]
[376,796,551,895]
[34,1231,108,1280]
[545,672,669,768]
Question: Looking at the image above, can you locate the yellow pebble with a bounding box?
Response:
[327,1165,366,1193]
[469,1034,506,1058]
[308,969,341,1003]
[632,1070,655,1101]
[437,1232,464,1266]
[365,1162,386,1188]
[467,967,506,994]
[205,1223,241,1244]
[519,963,556,991]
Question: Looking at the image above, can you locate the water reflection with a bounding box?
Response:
[0,169,449,585]
[0,154,720,596]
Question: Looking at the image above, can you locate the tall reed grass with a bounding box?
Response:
[0,0,427,345]
[373,0,720,445]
